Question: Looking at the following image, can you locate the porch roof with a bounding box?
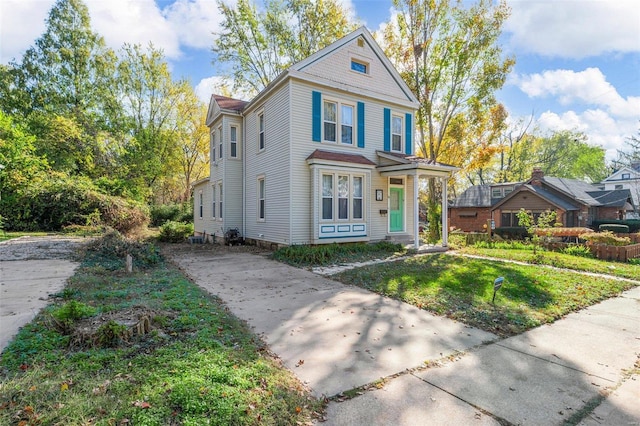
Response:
[306,149,377,167]
[375,151,458,177]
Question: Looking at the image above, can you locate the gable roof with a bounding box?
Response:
[243,26,419,114]
[206,94,248,126]
[450,185,494,208]
[601,164,640,182]
[291,26,418,105]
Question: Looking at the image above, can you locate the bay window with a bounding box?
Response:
[321,172,365,221]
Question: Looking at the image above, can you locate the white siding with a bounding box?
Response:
[192,180,217,239]
[244,84,292,245]
[224,115,244,234]
[299,37,410,104]
[289,80,416,243]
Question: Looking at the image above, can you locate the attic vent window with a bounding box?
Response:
[622,173,631,180]
[351,59,368,74]
[357,37,364,47]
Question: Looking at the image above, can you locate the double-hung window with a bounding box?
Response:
[218,182,223,219]
[212,186,216,218]
[324,101,337,142]
[322,174,333,220]
[198,192,203,218]
[258,177,265,221]
[391,115,402,151]
[218,125,223,159]
[341,105,353,144]
[211,131,216,162]
[258,112,265,151]
[230,126,237,158]
[323,100,355,145]
[321,173,364,221]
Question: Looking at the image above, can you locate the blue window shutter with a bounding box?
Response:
[405,113,413,155]
[312,91,321,142]
[383,108,391,152]
[357,102,365,148]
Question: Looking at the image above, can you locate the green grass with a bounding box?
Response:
[272,241,407,266]
[0,231,50,242]
[333,253,638,337]
[461,245,640,281]
[0,235,322,425]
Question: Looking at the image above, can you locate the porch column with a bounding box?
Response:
[441,176,448,247]
[414,172,420,249]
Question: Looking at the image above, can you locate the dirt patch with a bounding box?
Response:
[159,241,271,257]
[0,236,90,261]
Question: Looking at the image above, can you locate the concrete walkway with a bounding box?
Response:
[0,236,83,351]
[167,246,640,426]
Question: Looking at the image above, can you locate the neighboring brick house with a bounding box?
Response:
[449,168,634,232]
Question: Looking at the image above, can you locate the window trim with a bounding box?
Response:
[491,188,503,198]
[212,185,216,218]
[258,111,265,151]
[622,173,631,180]
[218,125,223,159]
[230,125,238,158]
[198,191,203,219]
[211,129,216,162]
[320,172,366,222]
[350,59,369,74]
[218,182,223,220]
[323,97,356,146]
[391,115,403,152]
[257,176,266,222]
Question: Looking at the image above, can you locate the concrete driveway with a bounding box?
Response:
[0,236,84,351]
[166,245,640,426]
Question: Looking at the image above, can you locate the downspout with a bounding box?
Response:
[414,171,420,249]
[441,176,448,247]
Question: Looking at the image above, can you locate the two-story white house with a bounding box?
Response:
[600,161,640,218]
[193,27,457,248]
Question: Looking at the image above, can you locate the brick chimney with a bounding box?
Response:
[530,168,544,186]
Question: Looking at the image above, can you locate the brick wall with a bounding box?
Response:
[449,207,492,232]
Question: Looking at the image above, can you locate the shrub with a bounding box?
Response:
[561,245,593,258]
[598,224,630,234]
[159,221,194,243]
[51,300,97,332]
[579,231,631,246]
[493,227,528,240]
[273,241,404,266]
[85,230,160,269]
[2,174,149,234]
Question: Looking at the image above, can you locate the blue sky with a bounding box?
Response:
[1,0,639,161]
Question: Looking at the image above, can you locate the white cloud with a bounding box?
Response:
[162,0,225,50]
[89,0,180,58]
[0,0,54,63]
[505,0,640,58]
[0,0,230,64]
[537,108,635,160]
[514,68,640,119]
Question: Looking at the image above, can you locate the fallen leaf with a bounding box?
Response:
[295,359,304,367]
[28,386,36,392]
[19,364,29,371]
[295,406,302,413]
[60,383,69,391]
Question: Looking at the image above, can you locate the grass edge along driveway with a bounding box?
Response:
[332,253,638,337]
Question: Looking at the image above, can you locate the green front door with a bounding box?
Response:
[389,187,404,232]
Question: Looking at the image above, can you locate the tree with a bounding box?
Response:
[116,44,201,201]
[616,127,640,166]
[214,0,356,94]
[536,130,608,183]
[382,0,515,239]
[0,0,118,178]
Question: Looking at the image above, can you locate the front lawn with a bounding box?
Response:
[460,245,640,280]
[333,253,638,337]
[0,233,322,425]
